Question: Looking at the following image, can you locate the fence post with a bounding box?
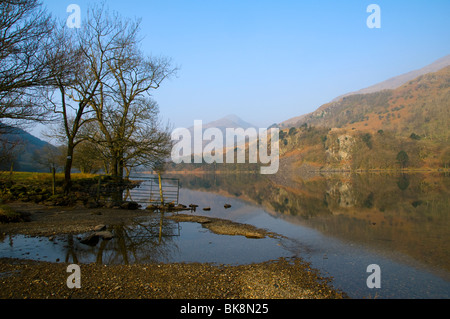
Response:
[158,172,164,205]
[52,167,56,195]
[96,175,101,201]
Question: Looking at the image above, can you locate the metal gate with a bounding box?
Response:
[125,175,180,206]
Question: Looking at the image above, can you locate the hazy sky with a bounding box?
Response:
[43,0,450,130]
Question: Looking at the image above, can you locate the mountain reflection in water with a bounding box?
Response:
[1,171,448,298]
[169,172,450,277]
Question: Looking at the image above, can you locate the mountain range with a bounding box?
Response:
[198,114,255,132]
[282,65,450,140]
[170,54,450,172]
[281,54,450,128]
[185,114,258,149]
[275,56,450,171]
[0,125,57,172]
[3,54,450,173]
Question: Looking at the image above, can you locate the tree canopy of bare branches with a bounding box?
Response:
[79,6,176,181]
[0,0,56,125]
[40,4,176,195]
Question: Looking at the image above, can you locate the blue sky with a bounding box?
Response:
[43,0,450,129]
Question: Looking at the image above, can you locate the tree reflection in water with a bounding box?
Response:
[65,212,181,265]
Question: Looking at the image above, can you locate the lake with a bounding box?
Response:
[1,172,449,299]
[159,172,450,299]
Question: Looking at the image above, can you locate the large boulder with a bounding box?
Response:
[79,233,100,246]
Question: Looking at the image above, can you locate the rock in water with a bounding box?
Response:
[93,224,106,231]
[95,231,114,240]
[80,234,100,246]
[80,230,113,245]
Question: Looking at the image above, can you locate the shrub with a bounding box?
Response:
[396,151,409,168]
[0,205,30,223]
[362,133,373,149]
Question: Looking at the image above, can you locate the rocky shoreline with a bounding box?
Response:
[0,257,346,299]
[0,201,347,299]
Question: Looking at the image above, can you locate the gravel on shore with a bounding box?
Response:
[0,201,154,237]
[0,257,346,299]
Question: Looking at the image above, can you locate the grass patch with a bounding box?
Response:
[0,171,101,205]
[0,171,139,207]
[0,205,30,223]
[1,171,99,184]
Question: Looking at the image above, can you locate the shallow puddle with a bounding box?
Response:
[0,213,292,265]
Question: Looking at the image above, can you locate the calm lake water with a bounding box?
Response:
[1,172,449,299]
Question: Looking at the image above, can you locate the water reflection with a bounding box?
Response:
[0,210,290,266]
[75,214,182,264]
[170,172,450,275]
[0,213,182,265]
[2,172,448,297]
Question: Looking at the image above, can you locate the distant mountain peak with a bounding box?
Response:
[181,114,258,154]
[191,114,256,130]
[222,114,242,122]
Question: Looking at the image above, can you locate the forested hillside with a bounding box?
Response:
[278,66,450,171]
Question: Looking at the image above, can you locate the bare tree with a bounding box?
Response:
[0,0,57,173]
[97,97,173,178]
[80,6,176,182]
[0,129,23,172]
[32,144,65,172]
[72,140,103,174]
[43,20,101,193]
[42,4,175,197]
[0,0,56,125]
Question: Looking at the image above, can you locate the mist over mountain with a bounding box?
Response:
[184,114,258,149]
[201,114,256,131]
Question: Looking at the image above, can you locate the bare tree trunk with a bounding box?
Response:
[63,142,74,194]
[51,166,56,196]
[110,155,122,203]
[111,155,118,178]
[118,153,124,181]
